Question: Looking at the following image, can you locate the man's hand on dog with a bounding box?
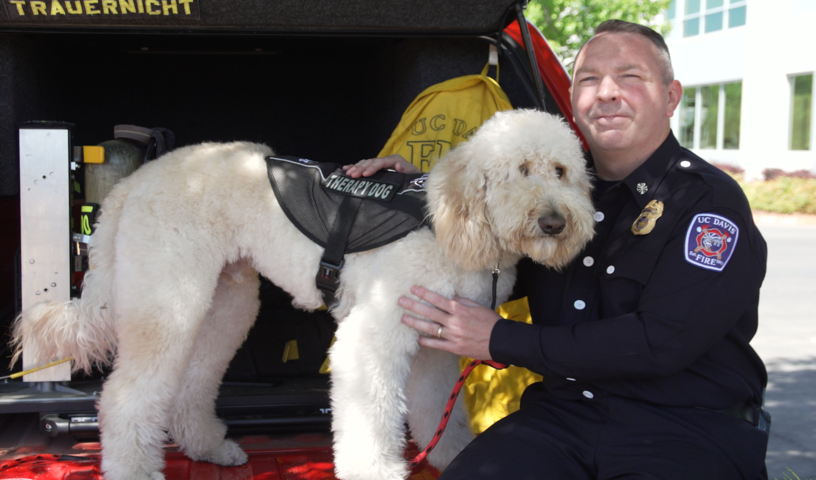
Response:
[343,154,420,178]
[399,286,500,360]
[348,155,499,360]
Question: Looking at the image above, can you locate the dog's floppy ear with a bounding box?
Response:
[425,143,500,271]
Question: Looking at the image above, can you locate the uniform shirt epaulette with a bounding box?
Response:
[674,149,753,223]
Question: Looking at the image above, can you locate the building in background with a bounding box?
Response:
[664,0,816,178]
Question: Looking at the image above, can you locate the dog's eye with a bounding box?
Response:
[519,165,528,177]
[555,167,564,179]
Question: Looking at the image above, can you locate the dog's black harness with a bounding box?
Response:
[265,156,429,306]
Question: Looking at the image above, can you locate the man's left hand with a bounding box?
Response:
[399,286,501,360]
[342,154,419,178]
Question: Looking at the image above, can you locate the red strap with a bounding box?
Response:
[408,359,507,469]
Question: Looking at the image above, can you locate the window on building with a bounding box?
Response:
[723,82,742,149]
[790,73,813,151]
[700,85,719,148]
[684,0,701,36]
[729,0,746,27]
[705,0,724,33]
[679,87,696,148]
[678,81,742,151]
[683,0,747,37]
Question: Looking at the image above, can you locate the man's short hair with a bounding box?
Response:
[579,19,675,85]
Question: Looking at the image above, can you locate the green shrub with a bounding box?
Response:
[739,177,816,215]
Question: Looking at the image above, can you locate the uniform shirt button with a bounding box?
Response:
[574,300,586,310]
[680,160,691,168]
[583,390,594,399]
[606,265,615,274]
[594,211,605,222]
[582,256,594,267]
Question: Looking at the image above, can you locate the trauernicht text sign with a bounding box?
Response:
[2,0,200,21]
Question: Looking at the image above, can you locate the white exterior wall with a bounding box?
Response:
[666,0,816,178]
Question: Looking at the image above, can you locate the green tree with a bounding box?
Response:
[525,0,672,68]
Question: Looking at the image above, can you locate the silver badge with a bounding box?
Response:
[636,183,648,195]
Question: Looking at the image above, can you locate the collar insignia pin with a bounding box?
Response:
[636,183,648,195]
[632,199,664,235]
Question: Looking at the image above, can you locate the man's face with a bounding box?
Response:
[570,32,681,159]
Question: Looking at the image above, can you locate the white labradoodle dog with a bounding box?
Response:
[11,109,595,480]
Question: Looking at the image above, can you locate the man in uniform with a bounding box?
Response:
[396,20,770,479]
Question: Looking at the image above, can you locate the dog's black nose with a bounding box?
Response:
[539,215,566,235]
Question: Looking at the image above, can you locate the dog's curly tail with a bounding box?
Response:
[10,298,116,375]
[10,175,133,375]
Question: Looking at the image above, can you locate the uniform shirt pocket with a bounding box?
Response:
[598,249,659,318]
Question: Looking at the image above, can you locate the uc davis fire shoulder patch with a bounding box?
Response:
[684,213,739,272]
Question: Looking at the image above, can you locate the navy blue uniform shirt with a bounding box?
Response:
[490,132,768,410]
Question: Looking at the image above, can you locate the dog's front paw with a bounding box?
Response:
[102,470,165,480]
[100,465,166,480]
[334,459,408,480]
[199,439,248,467]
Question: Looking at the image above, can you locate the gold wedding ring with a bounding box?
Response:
[437,326,443,338]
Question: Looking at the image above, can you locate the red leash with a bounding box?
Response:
[408,359,507,469]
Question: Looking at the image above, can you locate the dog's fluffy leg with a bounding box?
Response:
[405,346,473,471]
[98,249,222,480]
[330,305,421,480]
[167,260,259,467]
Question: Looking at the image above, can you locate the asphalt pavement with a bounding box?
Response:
[751,220,816,480]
